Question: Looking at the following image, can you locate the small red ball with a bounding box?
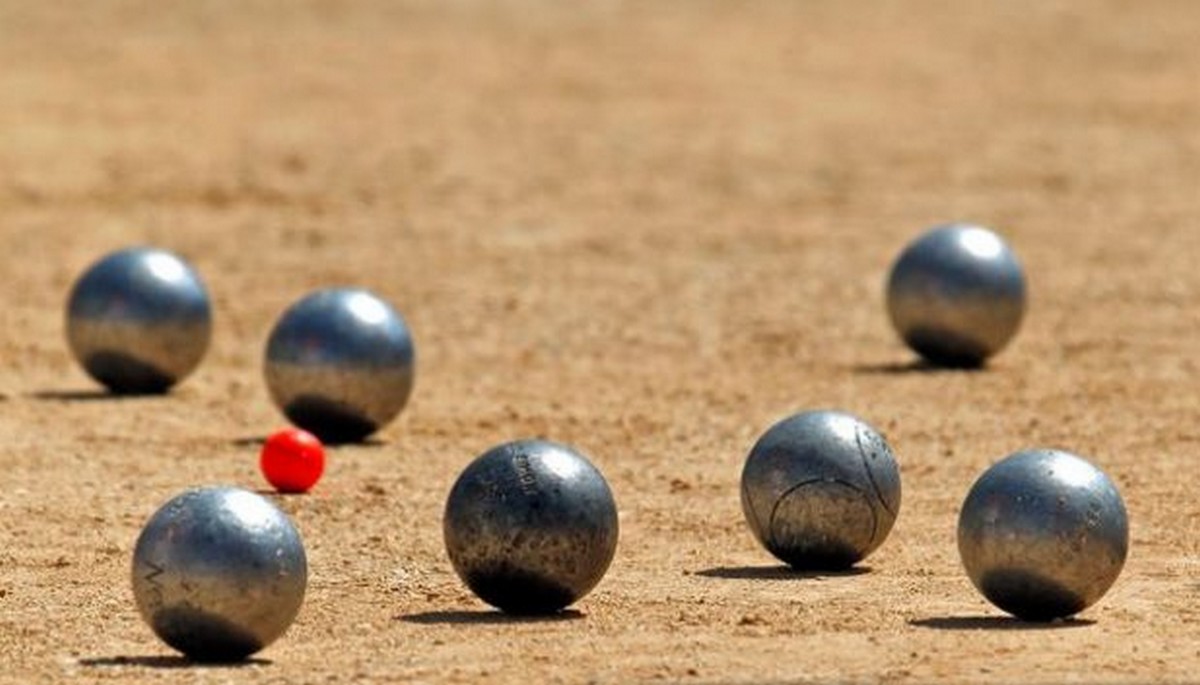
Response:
[260,428,325,493]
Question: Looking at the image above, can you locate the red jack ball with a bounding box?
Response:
[261,428,325,493]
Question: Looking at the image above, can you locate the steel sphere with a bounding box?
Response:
[264,288,415,443]
[443,439,619,614]
[131,486,307,661]
[886,223,1026,367]
[741,410,901,569]
[66,247,212,393]
[957,449,1128,621]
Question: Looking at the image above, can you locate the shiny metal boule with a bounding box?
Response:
[66,247,212,393]
[741,410,901,569]
[957,449,1128,621]
[131,486,307,661]
[444,439,619,614]
[886,223,1026,367]
[264,288,415,443]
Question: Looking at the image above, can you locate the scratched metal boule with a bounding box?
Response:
[66,246,212,393]
[740,410,901,569]
[264,288,415,443]
[131,486,307,661]
[443,439,619,614]
[886,223,1026,367]
[957,449,1129,621]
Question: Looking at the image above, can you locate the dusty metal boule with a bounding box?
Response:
[886,223,1026,367]
[443,439,619,614]
[264,288,415,443]
[131,486,307,661]
[957,449,1129,621]
[66,246,212,393]
[740,410,901,570]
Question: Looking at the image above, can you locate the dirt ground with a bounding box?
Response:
[2,1,1199,683]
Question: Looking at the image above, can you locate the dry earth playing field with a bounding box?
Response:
[2,1,1200,683]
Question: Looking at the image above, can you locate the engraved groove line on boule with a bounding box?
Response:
[766,477,880,554]
[855,426,895,519]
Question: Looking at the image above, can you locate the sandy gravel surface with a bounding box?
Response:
[2,2,1199,683]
